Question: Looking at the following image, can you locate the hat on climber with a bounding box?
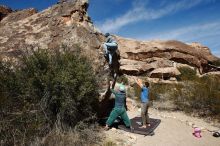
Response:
[105,33,110,37]
[119,85,125,92]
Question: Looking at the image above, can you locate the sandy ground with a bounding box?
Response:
[104,108,220,146]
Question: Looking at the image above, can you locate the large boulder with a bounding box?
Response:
[150,67,181,79]
[0,0,104,69]
[0,0,112,117]
[116,36,219,75]
[0,0,219,117]
[0,0,218,76]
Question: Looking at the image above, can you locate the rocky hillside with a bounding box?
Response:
[0,5,12,21]
[0,0,219,79]
[117,37,218,76]
[0,0,104,71]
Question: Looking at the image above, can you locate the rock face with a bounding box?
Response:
[150,67,181,78]
[0,5,12,21]
[116,36,219,76]
[0,0,219,78]
[0,0,219,118]
[2,8,37,22]
[0,0,104,72]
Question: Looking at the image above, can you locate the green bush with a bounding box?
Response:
[149,83,177,101]
[0,48,99,145]
[177,66,198,81]
[117,75,129,85]
[212,58,220,67]
[172,76,220,116]
[150,74,220,120]
[34,120,102,146]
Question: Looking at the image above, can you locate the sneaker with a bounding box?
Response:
[113,73,117,78]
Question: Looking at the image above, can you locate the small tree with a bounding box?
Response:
[0,47,99,145]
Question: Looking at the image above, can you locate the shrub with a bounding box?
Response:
[177,66,198,81]
[32,120,102,146]
[0,48,100,145]
[149,83,177,101]
[117,75,128,85]
[149,74,220,120]
[131,83,141,101]
[212,58,220,67]
[172,76,220,117]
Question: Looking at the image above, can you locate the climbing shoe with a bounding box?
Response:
[113,73,117,78]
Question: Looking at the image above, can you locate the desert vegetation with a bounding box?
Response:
[149,66,220,120]
[212,58,220,67]
[0,47,101,145]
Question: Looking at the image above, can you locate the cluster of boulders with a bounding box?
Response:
[0,0,219,82]
[116,36,219,80]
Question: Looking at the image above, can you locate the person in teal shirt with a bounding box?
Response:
[105,82,132,131]
[133,77,150,128]
[102,33,118,66]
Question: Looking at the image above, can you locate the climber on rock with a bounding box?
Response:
[101,33,118,69]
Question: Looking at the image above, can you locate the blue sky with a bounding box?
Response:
[88,0,220,57]
[0,0,219,57]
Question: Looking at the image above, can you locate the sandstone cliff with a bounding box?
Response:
[0,5,12,21]
[0,0,104,71]
[117,37,219,76]
[0,0,219,79]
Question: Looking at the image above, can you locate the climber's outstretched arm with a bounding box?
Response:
[133,77,144,88]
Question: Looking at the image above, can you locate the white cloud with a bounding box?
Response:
[142,22,220,41]
[97,0,214,33]
[95,0,220,57]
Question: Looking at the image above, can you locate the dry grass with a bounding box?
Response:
[102,141,117,146]
[31,121,102,146]
[149,72,220,121]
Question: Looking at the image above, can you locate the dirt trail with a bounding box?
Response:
[104,108,220,146]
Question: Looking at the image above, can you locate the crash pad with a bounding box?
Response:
[118,117,161,135]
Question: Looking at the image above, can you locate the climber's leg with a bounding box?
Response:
[102,43,108,55]
[103,43,118,65]
[108,53,113,65]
